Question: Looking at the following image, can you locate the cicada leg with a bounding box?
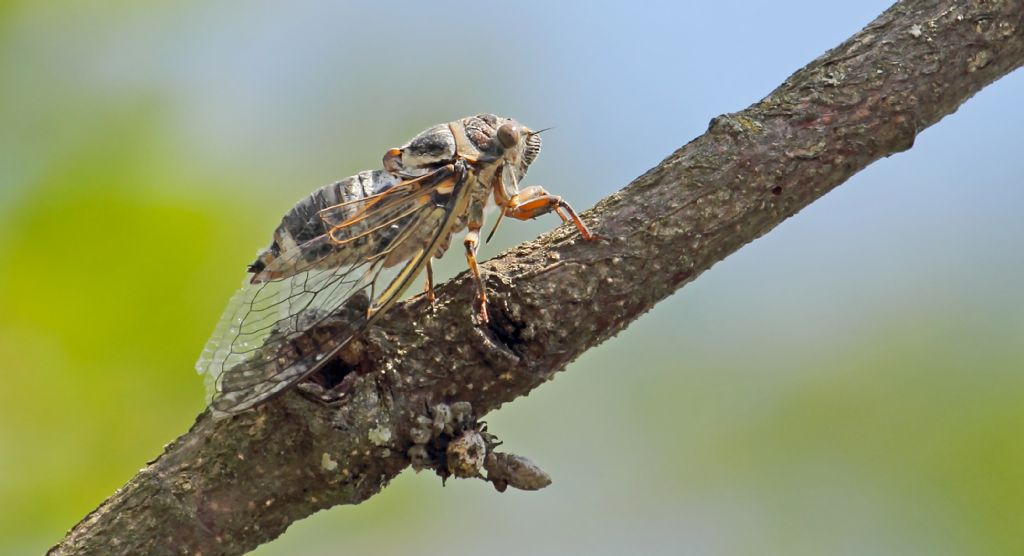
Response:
[423,260,437,306]
[489,185,597,241]
[463,226,488,324]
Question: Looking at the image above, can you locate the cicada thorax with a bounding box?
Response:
[382,123,456,177]
[383,114,530,174]
[383,114,540,231]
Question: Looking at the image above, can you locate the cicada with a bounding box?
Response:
[197,114,594,417]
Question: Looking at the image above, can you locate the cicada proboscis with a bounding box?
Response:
[197,114,595,417]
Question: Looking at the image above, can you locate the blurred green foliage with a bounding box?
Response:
[0,103,211,545]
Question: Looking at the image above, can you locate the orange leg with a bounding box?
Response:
[463,227,488,323]
[423,260,436,306]
[490,185,596,241]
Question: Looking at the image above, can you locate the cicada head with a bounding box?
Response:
[474,114,543,184]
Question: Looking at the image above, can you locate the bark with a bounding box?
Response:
[51,1,1024,554]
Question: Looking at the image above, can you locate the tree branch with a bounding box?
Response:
[51,1,1024,554]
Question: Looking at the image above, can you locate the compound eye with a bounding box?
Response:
[496,123,519,149]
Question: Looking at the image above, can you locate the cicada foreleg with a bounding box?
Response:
[493,185,596,241]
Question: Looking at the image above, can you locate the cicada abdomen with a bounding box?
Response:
[247,169,403,283]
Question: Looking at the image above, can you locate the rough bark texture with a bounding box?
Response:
[51,1,1024,554]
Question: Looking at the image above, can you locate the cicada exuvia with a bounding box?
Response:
[197,114,594,417]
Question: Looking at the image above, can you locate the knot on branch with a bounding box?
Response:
[406,401,551,492]
[707,112,764,137]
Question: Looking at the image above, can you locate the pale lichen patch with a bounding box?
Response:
[368,425,393,446]
[321,452,339,471]
[967,50,992,72]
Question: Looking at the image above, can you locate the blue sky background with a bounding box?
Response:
[2,1,1022,554]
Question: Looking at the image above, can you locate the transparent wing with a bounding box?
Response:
[197,164,466,417]
[316,169,449,231]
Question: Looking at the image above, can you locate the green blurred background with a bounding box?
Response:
[2,1,1022,554]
